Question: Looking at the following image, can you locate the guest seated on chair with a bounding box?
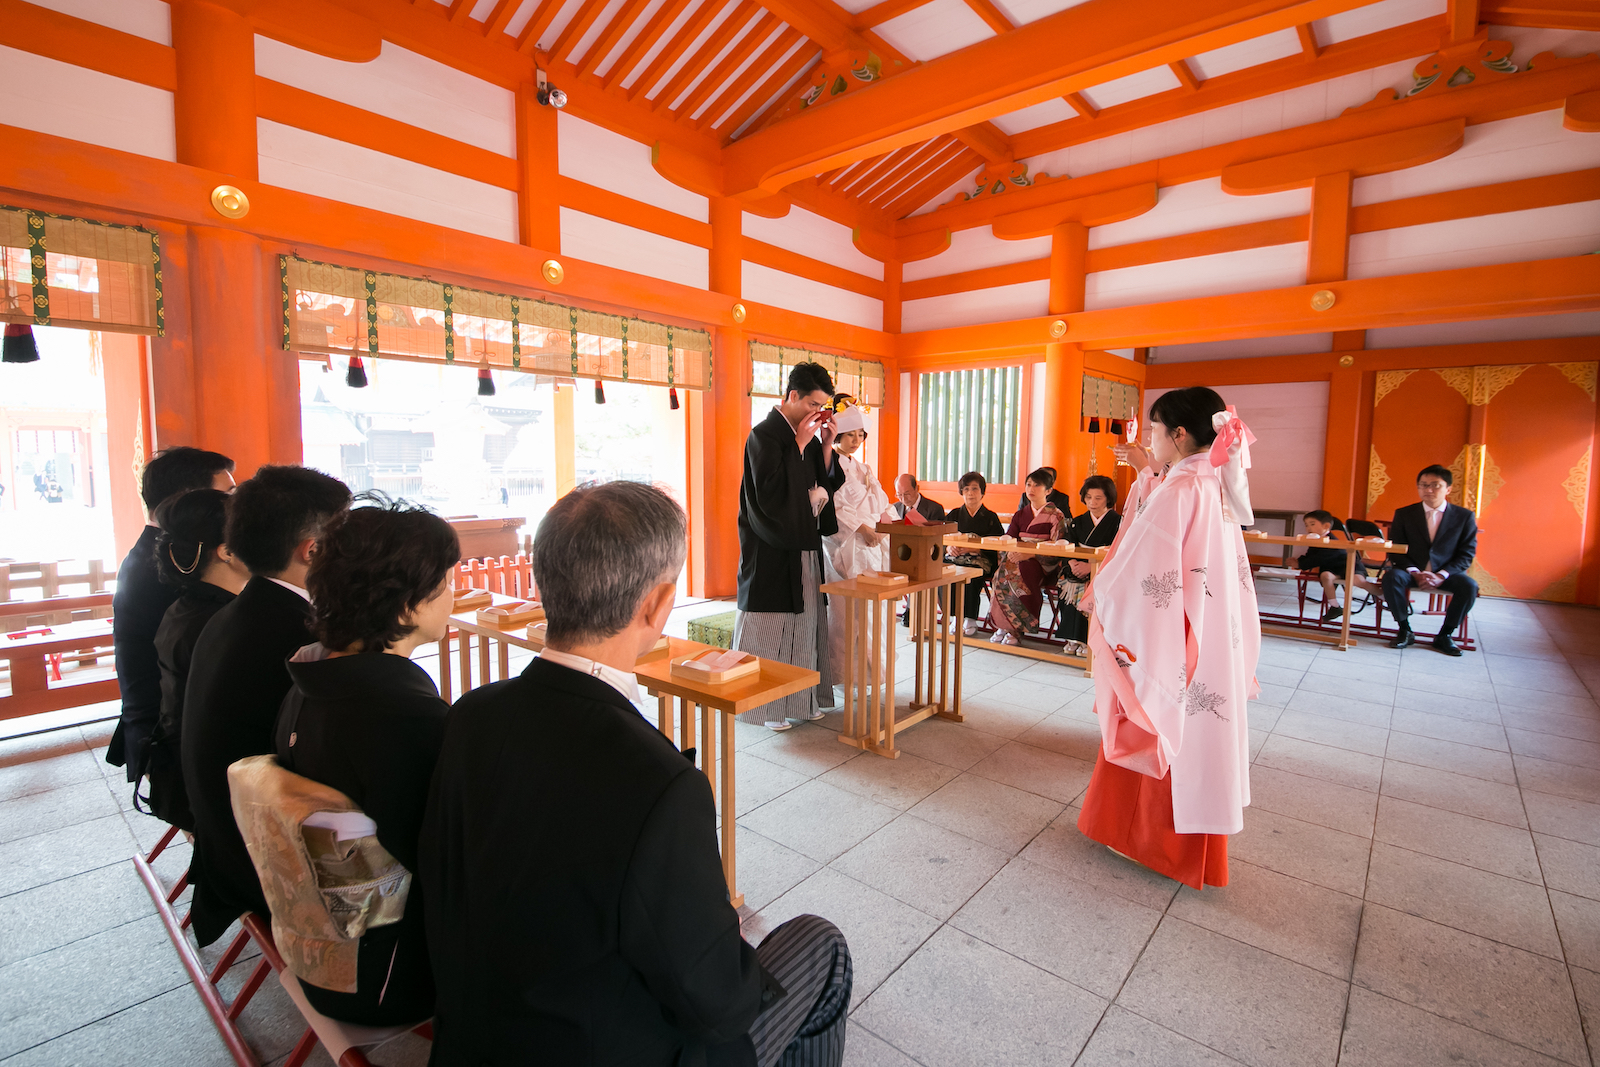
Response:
[944,471,1004,637]
[267,494,458,1026]
[145,489,252,831]
[1297,511,1379,624]
[987,468,1067,646]
[182,466,352,948]
[1054,475,1122,656]
[1016,466,1075,520]
[420,481,853,1067]
[891,473,946,523]
[1383,464,1479,656]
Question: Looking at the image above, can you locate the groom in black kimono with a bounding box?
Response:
[734,361,846,730]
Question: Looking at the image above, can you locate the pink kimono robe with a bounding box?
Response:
[1077,452,1261,887]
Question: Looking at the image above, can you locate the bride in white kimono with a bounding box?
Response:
[1076,386,1262,890]
[820,405,892,673]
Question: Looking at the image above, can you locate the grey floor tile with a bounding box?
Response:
[1535,834,1600,902]
[1502,706,1600,745]
[0,813,139,899]
[1338,987,1572,1067]
[0,984,235,1067]
[733,753,813,814]
[830,814,1008,920]
[1272,710,1389,757]
[1373,795,1542,883]
[733,827,821,914]
[818,749,959,811]
[948,698,1055,740]
[889,718,1007,771]
[1390,708,1509,751]
[1307,655,1399,687]
[1572,966,1600,1067]
[1248,730,1269,761]
[1296,671,1396,708]
[739,780,899,864]
[1396,670,1498,703]
[964,677,1074,718]
[1014,713,1103,763]
[906,773,1063,854]
[1168,860,1362,979]
[1247,702,1283,731]
[1247,765,1377,838]
[1117,916,1348,1067]
[854,926,1105,1067]
[1229,808,1371,896]
[1487,661,1591,698]
[1352,904,1588,1065]
[1364,842,1564,958]
[1390,686,1501,723]
[1495,688,1600,716]
[951,858,1163,998]
[1516,754,1600,806]
[1254,682,1298,708]
[0,743,102,804]
[1284,691,1393,730]
[1384,731,1518,784]
[0,862,155,967]
[843,1022,921,1066]
[744,723,859,776]
[1380,762,1528,827]
[1017,809,1181,911]
[0,777,122,845]
[1508,728,1600,771]
[1550,891,1600,973]
[966,741,1094,805]
[1524,792,1600,848]
[1256,734,1384,793]
[752,867,940,999]
[1256,663,1307,689]
[1074,1006,1246,1067]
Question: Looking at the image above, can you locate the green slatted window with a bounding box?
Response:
[917,366,1023,485]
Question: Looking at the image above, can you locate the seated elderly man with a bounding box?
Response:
[420,481,852,1067]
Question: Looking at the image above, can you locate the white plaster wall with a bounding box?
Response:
[557,113,710,222]
[255,39,515,158]
[1091,177,1311,249]
[904,227,1052,281]
[1187,28,1302,80]
[1366,310,1600,348]
[24,0,170,42]
[875,0,994,62]
[742,206,884,279]
[740,261,883,330]
[1354,110,1600,206]
[1085,242,1308,311]
[258,120,518,241]
[560,207,710,288]
[1348,200,1600,280]
[1080,65,1183,112]
[1151,333,1333,363]
[902,278,1050,331]
[0,45,175,160]
[1145,381,1330,512]
[1312,0,1445,47]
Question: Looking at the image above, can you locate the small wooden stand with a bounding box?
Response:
[879,520,959,580]
[452,589,492,610]
[670,649,761,684]
[476,602,544,628]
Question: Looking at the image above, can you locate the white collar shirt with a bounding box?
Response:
[267,578,311,602]
[538,649,641,705]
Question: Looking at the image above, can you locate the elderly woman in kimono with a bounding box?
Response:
[1076,386,1261,890]
[987,467,1068,646]
[821,404,892,671]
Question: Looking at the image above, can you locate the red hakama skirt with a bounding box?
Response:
[1076,753,1229,890]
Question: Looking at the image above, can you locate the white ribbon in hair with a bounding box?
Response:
[1209,405,1257,527]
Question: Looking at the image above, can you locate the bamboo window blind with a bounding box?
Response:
[749,341,885,407]
[1081,375,1140,421]
[1,205,163,335]
[282,257,711,389]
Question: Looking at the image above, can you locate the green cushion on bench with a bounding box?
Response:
[687,610,736,650]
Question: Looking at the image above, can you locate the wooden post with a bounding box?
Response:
[553,384,575,497]
[1045,221,1089,495]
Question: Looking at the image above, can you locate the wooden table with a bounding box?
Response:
[943,535,1108,675]
[438,602,818,908]
[821,564,980,759]
[1246,533,1406,650]
[1,618,118,720]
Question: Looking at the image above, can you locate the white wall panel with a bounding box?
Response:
[1151,333,1333,363]
[742,206,884,279]
[1085,242,1308,311]
[1354,110,1600,206]
[875,0,995,62]
[1349,200,1600,280]
[255,39,515,157]
[904,227,1052,281]
[1145,381,1330,512]
[259,120,518,241]
[557,113,710,222]
[1091,177,1310,249]
[741,261,882,330]
[0,45,175,160]
[1187,28,1302,80]
[991,0,1093,27]
[1312,0,1445,46]
[1080,65,1183,111]
[992,98,1078,136]
[560,207,709,288]
[25,0,170,43]
[902,278,1049,331]
[1366,310,1600,349]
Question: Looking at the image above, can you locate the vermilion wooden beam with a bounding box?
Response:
[1170,59,1202,91]
[963,0,1016,35]
[1222,119,1465,192]
[515,0,567,53]
[448,0,479,25]
[852,0,935,30]
[628,0,739,103]
[1295,21,1319,56]
[882,148,982,217]
[674,13,782,121]
[1063,92,1098,119]
[696,27,803,130]
[744,238,888,297]
[1480,0,1600,30]
[0,0,176,88]
[953,123,1014,164]
[551,0,615,64]
[557,175,714,246]
[598,0,696,85]
[1144,336,1600,387]
[483,0,525,37]
[715,44,821,138]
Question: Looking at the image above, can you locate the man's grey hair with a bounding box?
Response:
[533,481,686,644]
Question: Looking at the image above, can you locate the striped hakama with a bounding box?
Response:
[748,914,852,1067]
[734,550,833,723]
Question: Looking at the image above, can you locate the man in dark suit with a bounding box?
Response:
[107,446,235,786]
[892,473,947,523]
[1383,464,1479,657]
[180,465,350,946]
[734,361,845,730]
[421,481,852,1067]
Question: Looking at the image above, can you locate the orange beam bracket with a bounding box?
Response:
[990,182,1159,240]
[853,226,951,263]
[1170,60,1201,92]
[1221,119,1466,194]
[1566,89,1600,131]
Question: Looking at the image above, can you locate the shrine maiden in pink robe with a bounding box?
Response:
[1077,388,1261,889]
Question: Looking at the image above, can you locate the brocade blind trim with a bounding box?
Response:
[749,341,885,406]
[1081,375,1140,421]
[0,204,163,335]
[282,256,711,389]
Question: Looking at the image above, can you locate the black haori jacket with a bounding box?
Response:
[736,407,844,613]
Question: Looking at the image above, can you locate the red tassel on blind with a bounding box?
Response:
[3,323,40,364]
[346,355,368,388]
[668,387,679,410]
[477,367,496,396]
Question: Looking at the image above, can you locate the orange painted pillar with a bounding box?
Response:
[703,196,748,597]
[879,261,902,486]
[1322,363,1362,520]
[1044,221,1088,496]
[1308,171,1365,517]
[516,83,561,252]
[102,333,153,555]
[171,0,257,179]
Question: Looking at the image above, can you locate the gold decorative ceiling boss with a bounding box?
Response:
[731,303,747,324]
[210,185,249,219]
[1339,355,1354,367]
[541,259,564,285]
[1310,290,1336,311]
[1049,319,1067,339]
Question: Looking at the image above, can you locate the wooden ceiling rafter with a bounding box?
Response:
[597,0,699,83]
[856,138,946,201]
[883,139,974,208]
[852,0,934,30]
[650,1,763,112]
[715,42,821,136]
[865,135,960,207]
[675,11,784,119]
[1170,58,1201,91]
[627,0,737,102]
[447,0,478,25]
[516,0,569,53]
[962,0,1015,35]
[881,146,981,218]
[731,44,824,135]
[1294,21,1319,57]
[1480,1,1600,31]
[838,143,920,195]
[482,0,525,36]
[575,0,656,73]
[551,0,614,64]
[696,25,804,128]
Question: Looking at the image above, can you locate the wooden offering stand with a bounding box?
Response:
[476,601,544,628]
[879,519,959,579]
[452,589,492,611]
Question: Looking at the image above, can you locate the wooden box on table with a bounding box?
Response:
[877,521,958,581]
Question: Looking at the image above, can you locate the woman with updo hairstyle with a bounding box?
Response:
[1075,386,1262,891]
[271,493,459,1025]
[1053,474,1123,656]
[146,488,251,830]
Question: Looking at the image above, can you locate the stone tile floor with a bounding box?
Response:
[2,591,1598,1065]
